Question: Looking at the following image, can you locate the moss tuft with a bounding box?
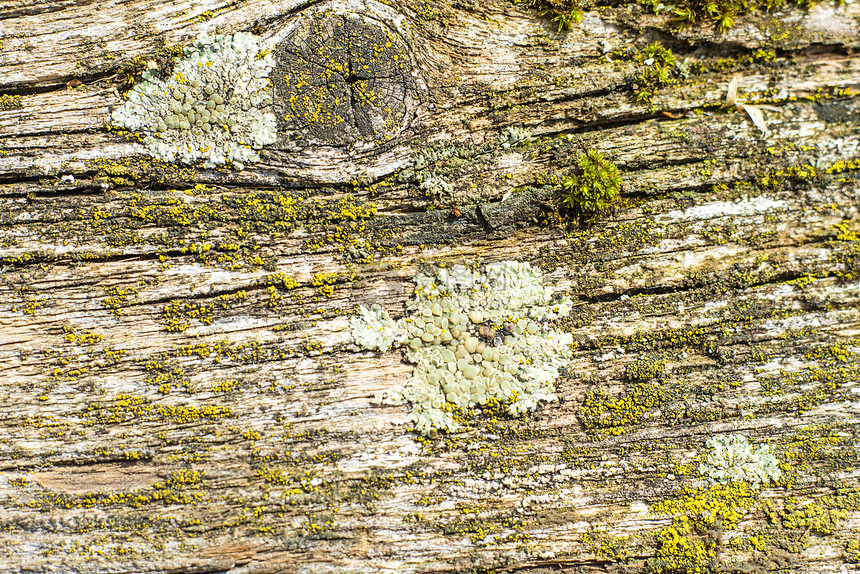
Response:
[633,43,678,104]
[524,0,585,30]
[560,150,622,220]
[667,0,820,32]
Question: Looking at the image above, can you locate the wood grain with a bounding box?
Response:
[1,0,859,572]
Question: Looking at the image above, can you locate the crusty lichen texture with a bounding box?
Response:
[111,33,276,169]
[350,261,573,435]
[699,433,782,487]
[350,303,401,353]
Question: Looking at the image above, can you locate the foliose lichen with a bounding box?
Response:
[699,433,782,487]
[111,33,276,169]
[418,173,454,197]
[500,126,532,149]
[351,261,574,435]
[349,303,401,353]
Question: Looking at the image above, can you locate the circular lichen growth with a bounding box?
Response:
[561,150,622,219]
[351,261,573,435]
[699,433,782,487]
[110,33,276,169]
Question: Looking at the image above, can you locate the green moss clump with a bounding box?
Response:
[668,0,816,32]
[634,43,677,104]
[561,150,622,219]
[523,0,584,30]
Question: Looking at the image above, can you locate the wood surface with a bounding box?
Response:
[0,0,859,572]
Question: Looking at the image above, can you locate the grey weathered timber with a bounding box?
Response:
[0,0,859,572]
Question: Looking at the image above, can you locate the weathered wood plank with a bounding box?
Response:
[1,0,859,572]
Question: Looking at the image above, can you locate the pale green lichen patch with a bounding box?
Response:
[352,261,573,435]
[349,303,401,352]
[699,433,782,487]
[111,33,276,169]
